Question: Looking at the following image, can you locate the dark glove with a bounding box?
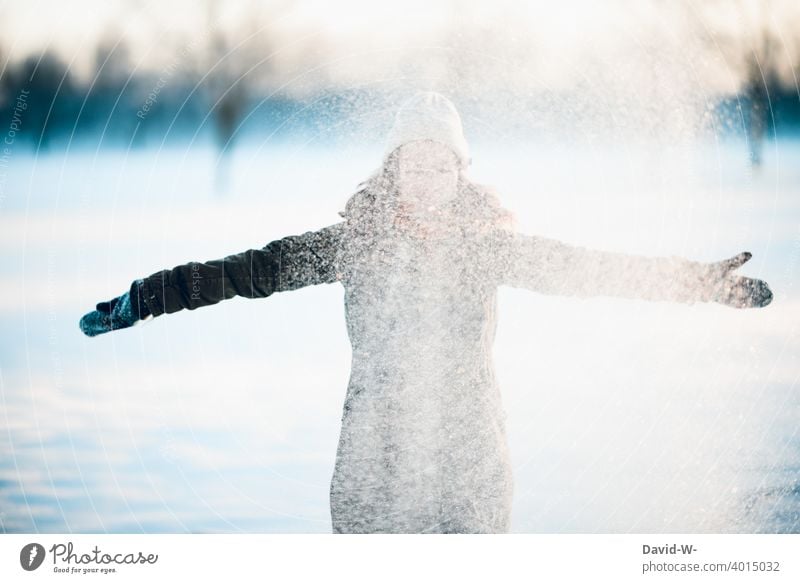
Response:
[79,280,151,337]
[701,252,773,309]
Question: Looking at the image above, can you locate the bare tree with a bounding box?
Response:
[743,41,773,166]
[687,0,799,167]
[201,0,259,193]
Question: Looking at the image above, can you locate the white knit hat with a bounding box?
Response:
[383,91,470,168]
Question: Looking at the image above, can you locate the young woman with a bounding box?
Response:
[80,92,773,533]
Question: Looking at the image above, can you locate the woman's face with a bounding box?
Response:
[394,141,460,227]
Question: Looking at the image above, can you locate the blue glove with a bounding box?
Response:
[704,252,773,309]
[80,280,149,337]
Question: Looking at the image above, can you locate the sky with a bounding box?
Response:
[1,0,798,95]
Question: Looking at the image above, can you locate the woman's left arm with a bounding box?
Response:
[79,223,345,337]
[501,232,773,308]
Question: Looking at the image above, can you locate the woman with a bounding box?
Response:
[80,92,773,533]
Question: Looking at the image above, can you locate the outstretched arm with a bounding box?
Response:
[80,223,344,336]
[501,232,772,308]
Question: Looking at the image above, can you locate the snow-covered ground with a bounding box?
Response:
[1,136,798,532]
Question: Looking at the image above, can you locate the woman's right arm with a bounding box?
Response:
[80,222,344,336]
[497,230,772,308]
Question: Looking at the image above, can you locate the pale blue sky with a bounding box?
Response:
[2,0,798,94]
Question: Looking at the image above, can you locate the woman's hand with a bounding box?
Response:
[700,252,773,308]
[79,292,138,337]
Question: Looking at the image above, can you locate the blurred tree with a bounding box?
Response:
[1,51,77,148]
[203,0,253,194]
[689,0,799,167]
[84,36,139,141]
[743,45,773,166]
[0,46,8,112]
[201,0,294,193]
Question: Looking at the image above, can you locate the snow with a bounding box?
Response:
[0,136,798,533]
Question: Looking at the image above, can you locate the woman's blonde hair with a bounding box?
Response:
[340,145,516,239]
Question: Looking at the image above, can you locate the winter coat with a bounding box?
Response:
[136,193,703,534]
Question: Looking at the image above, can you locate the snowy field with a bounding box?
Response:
[1,136,798,533]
